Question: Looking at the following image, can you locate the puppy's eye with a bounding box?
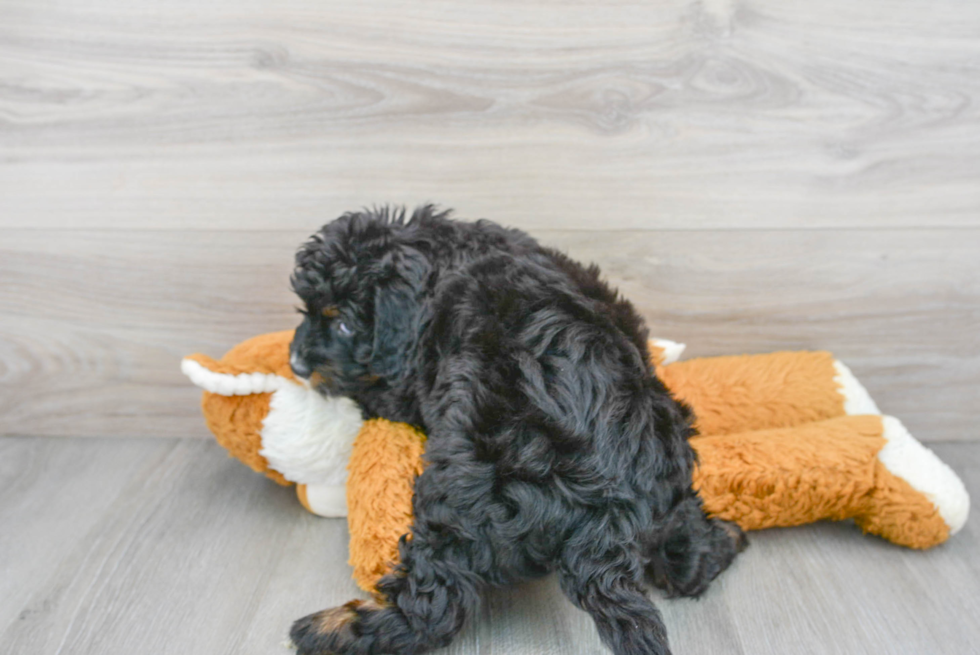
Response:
[337,321,352,336]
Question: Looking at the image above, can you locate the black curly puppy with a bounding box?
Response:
[288,206,745,655]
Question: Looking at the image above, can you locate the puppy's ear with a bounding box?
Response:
[370,282,417,378]
[370,248,431,378]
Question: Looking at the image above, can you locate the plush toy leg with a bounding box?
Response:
[657,351,878,436]
[344,420,427,592]
[691,415,969,548]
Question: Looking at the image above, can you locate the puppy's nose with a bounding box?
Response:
[290,353,312,379]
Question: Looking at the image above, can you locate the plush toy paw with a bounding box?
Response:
[855,416,969,547]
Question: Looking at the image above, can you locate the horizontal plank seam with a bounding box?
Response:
[2,226,980,235]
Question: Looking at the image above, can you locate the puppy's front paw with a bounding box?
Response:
[290,601,363,655]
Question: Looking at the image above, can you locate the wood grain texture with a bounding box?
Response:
[1,0,978,441]
[2,228,976,441]
[2,0,980,230]
[1,436,978,654]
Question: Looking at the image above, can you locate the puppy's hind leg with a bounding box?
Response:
[290,535,479,655]
[642,493,747,598]
[291,463,483,655]
[557,536,673,655]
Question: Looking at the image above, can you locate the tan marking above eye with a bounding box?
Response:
[322,306,340,318]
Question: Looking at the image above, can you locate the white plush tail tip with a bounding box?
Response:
[180,357,289,396]
[878,416,970,535]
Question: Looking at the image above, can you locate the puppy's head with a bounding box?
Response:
[289,207,432,396]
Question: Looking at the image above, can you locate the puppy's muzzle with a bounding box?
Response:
[290,352,313,379]
[290,354,338,394]
[308,370,339,394]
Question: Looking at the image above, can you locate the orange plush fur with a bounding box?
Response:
[339,420,427,592]
[658,351,845,435]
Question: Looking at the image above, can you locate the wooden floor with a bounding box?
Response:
[1,435,977,655]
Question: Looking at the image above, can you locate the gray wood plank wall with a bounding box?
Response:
[2,0,978,441]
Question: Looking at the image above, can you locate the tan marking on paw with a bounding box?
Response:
[313,601,362,633]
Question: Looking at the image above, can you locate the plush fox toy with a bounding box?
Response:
[182,331,969,592]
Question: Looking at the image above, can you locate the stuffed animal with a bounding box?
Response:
[182,331,969,592]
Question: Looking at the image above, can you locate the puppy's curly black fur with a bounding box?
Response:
[289,206,745,655]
